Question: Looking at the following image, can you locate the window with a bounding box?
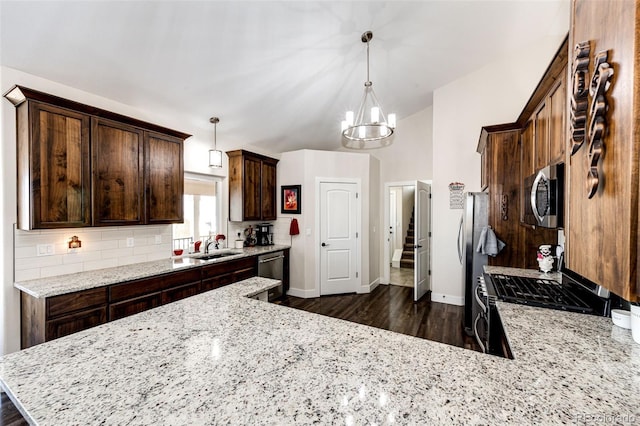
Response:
[173,173,222,250]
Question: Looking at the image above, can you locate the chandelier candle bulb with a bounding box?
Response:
[359,126,366,139]
[371,107,380,123]
[346,111,354,126]
[388,113,396,129]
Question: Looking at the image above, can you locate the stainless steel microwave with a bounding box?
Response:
[523,163,564,228]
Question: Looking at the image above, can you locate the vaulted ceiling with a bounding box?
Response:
[0,1,569,153]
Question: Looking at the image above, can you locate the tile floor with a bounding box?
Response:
[389,266,414,287]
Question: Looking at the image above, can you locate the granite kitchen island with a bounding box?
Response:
[1,276,639,425]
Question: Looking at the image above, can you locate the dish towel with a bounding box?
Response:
[289,218,300,236]
[476,226,506,257]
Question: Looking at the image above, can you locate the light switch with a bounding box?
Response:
[37,244,55,256]
[126,237,135,247]
[154,235,162,244]
[305,228,311,236]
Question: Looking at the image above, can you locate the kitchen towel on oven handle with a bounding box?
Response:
[476,226,505,257]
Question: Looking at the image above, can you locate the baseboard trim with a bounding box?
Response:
[286,287,317,299]
[430,292,464,306]
[359,278,379,294]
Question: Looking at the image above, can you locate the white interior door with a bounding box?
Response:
[389,189,397,261]
[414,180,431,301]
[320,182,359,295]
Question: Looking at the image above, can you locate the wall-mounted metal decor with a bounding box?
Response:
[569,41,614,199]
[586,50,614,199]
[448,182,465,209]
[570,41,590,155]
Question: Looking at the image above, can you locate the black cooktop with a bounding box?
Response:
[488,274,596,314]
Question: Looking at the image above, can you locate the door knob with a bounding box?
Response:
[321,242,329,247]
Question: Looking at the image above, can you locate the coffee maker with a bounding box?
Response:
[256,223,273,246]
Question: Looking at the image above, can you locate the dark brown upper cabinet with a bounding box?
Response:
[4,86,190,230]
[547,69,567,166]
[17,102,92,229]
[227,150,279,222]
[145,132,184,224]
[92,118,144,226]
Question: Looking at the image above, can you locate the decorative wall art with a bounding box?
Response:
[570,40,615,199]
[281,185,301,214]
[448,182,465,209]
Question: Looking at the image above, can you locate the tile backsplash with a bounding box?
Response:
[14,225,172,282]
[226,219,293,247]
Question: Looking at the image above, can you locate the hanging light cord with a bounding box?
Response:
[365,37,372,87]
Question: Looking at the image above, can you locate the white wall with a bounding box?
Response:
[278,150,379,297]
[430,36,567,305]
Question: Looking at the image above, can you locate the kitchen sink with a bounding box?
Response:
[194,251,241,261]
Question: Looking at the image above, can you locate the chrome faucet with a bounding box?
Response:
[204,238,219,254]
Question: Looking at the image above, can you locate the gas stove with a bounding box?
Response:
[485,271,611,316]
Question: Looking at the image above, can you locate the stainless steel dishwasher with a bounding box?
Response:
[258,251,284,301]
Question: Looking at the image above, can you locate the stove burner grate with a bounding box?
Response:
[490,274,594,313]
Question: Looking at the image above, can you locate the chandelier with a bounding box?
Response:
[341,31,396,149]
[208,117,222,168]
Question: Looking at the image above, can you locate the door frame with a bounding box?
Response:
[382,180,432,286]
[315,177,362,297]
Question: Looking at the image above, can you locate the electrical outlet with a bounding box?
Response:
[154,235,162,244]
[126,237,135,247]
[37,244,55,256]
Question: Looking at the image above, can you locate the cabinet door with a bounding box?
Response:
[520,121,534,223]
[161,281,200,304]
[92,118,144,225]
[487,131,525,268]
[28,102,91,229]
[243,155,262,221]
[480,147,488,191]
[261,161,278,220]
[534,101,549,171]
[46,307,107,341]
[145,132,184,223]
[548,70,566,165]
[109,293,161,321]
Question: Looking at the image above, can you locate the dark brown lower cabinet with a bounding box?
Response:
[161,282,200,304]
[201,257,257,292]
[20,254,264,348]
[46,307,107,340]
[21,287,109,348]
[109,293,162,321]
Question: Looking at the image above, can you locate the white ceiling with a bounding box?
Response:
[0,1,569,153]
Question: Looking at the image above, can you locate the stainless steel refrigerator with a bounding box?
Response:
[457,192,489,335]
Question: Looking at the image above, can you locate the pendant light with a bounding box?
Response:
[208,117,223,168]
[341,31,396,149]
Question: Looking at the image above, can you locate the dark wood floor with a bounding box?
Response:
[1,391,27,426]
[1,284,477,423]
[277,284,480,351]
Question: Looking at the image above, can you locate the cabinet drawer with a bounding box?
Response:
[46,306,107,341]
[47,287,108,318]
[109,269,201,303]
[201,257,256,280]
[161,281,200,304]
[201,266,257,293]
[109,293,161,321]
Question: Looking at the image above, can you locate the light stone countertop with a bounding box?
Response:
[14,245,290,298]
[1,275,639,425]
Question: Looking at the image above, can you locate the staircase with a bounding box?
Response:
[400,210,415,269]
